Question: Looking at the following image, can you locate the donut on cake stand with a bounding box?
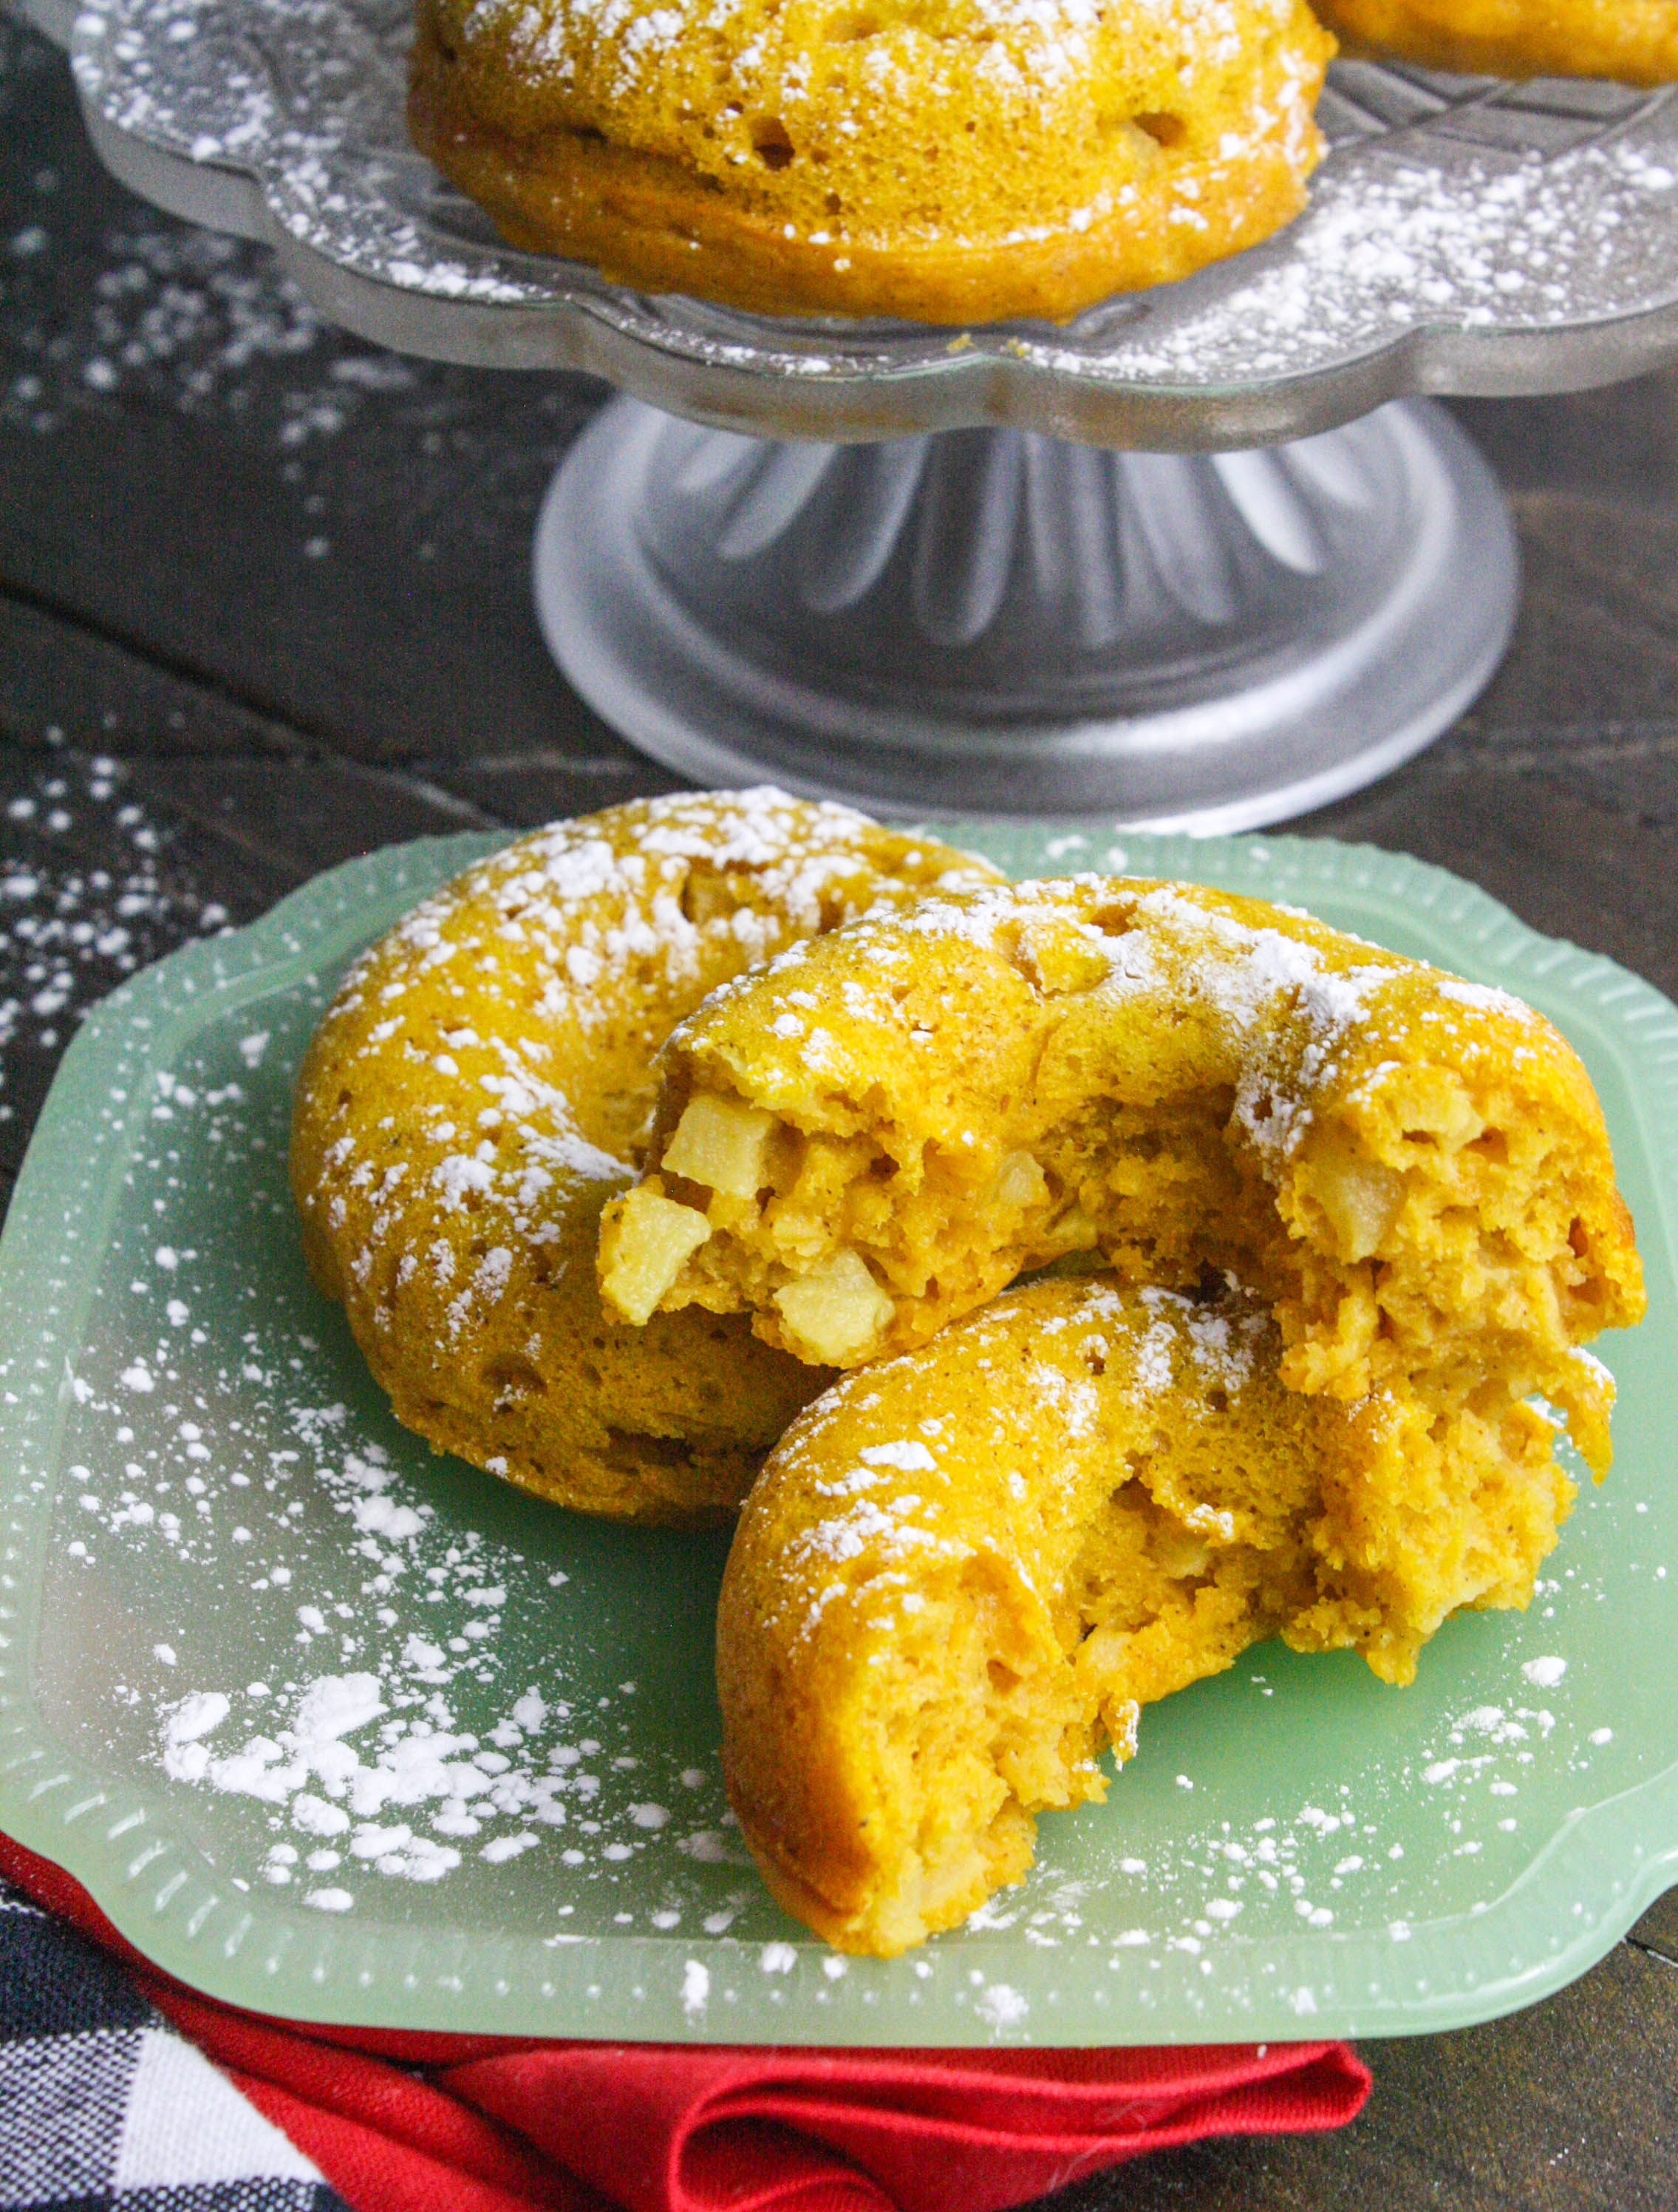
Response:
[31,0,1678,827]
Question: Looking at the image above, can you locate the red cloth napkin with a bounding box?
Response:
[1,1832,1369,2212]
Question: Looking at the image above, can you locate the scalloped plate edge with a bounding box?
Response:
[50,0,1678,442]
[1,823,1676,2043]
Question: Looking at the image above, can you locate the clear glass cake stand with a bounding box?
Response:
[32,0,1678,826]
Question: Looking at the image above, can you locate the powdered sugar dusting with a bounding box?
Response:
[45,0,1678,429]
[766,1274,1275,1650]
[960,1621,1631,1986]
[709,873,1417,1173]
[108,1373,753,1900]
[307,790,996,1347]
[1136,1283,1265,1401]
[38,959,763,1928]
[7,811,1658,2032]
[0,749,234,1131]
[1436,978,1535,1023]
[1044,133,1678,387]
[453,0,1276,110]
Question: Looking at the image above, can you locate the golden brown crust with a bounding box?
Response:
[408,0,1334,323]
[1312,0,1678,81]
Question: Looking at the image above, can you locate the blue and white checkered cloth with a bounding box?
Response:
[0,1873,350,2212]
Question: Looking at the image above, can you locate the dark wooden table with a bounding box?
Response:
[4,13,1677,2206]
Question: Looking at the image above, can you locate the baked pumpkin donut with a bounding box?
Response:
[290,791,1000,1524]
[409,0,1336,324]
[1310,1,1677,82]
[720,1273,1585,1953]
[601,874,1642,1459]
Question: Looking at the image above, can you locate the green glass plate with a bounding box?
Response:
[1,824,1674,2046]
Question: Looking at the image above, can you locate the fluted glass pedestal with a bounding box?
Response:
[534,396,1518,831]
[41,0,1678,828]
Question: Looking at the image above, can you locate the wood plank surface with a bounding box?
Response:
[4,15,1677,2209]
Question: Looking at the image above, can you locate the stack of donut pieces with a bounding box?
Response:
[292,792,1645,1955]
[409,0,1677,327]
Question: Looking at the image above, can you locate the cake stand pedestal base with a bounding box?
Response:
[533,396,1518,831]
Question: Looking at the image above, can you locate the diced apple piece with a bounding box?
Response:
[598,1186,712,1325]
[662,1094,777,1199]
[993,1150,1047,1210]
[1552,1346,1616,1477]
[1385,1067,1484,1151]
[774,1249,894,1365]
[1070,1628,1142,1761]
[1310,1155,1405,1263]
[1147,1523,1213,1581]
[1072,1620,1133,1696]
[1040,1204,1099,1259]
[1102,1697,1140,1763]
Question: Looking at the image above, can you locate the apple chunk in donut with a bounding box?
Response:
[600,876,1643,1471]
[290,790,1001,1525]
[719,1276,1581,1956]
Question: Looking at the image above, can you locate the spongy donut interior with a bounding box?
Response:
[718,1274,1583,1955]
[602,877,1641,1475]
